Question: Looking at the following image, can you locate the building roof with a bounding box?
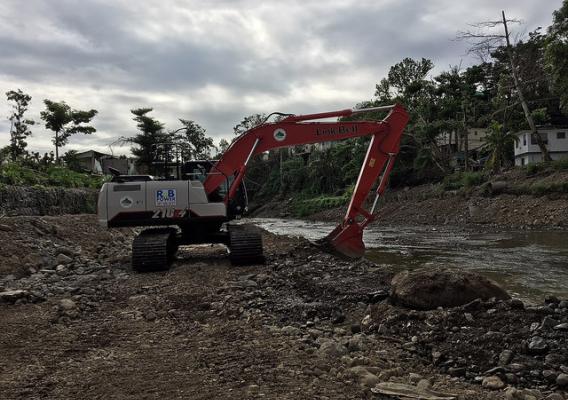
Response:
[75,150,112,159]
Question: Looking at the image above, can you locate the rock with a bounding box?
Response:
[499,349,514,366]
[545,295,560,305]
[367,289,389,303]
[482,375,505,390]
[0,289,28,303]
[509,299,525,309]
[557,373,568,387]
[58,298,79,318]
[348,366,380,388]
[143,310,157,321]
[558,300,568,309]
[542,369,557,383]
[553,323,568,331]
[317,340,348,358]
[505,388,543,400]
[128,295,150,308]
[390,268,510,310]
[350,323,361,334]
[56,253,73,264]
[507,363,526,373]
[541,316,559,330]
[347,356,370,367]
[347,334,367,353]
[59,298,77,310]
[545,353,565,367]
[378,367,403,380]
[409,373,423,383]
[505,373,518,384]
[448,367,466,377]
[545,394,564,400]
[0,223,11,231]
[55,264,68,276]
[528,336,549,355]
[281,326,301,335]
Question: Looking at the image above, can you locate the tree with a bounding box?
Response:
[546,0,568,114]
[171,119,214,161]
[233,113,267,136]
[62,150,82,172]
[217,138,230,155]
[6,89,35,161]
[40,100,97,162]
[457,11,552,161]
[129,108,167,173]
[482,121,518,173]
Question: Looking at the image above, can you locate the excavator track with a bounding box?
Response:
[132,228,178,272]
[228,228,264,265]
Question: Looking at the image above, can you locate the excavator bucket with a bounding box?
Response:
[315,222,365,259]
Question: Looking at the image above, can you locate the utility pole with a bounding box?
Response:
[502,10,551,162]
[463,102,469,171]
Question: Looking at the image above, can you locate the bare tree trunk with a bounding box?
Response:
[55,130,59,163]
[462,103,469,171]
[502,10,551,162]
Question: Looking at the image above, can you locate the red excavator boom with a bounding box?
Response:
[204,104,409,259]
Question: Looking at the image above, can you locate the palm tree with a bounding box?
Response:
[482,121,518,173]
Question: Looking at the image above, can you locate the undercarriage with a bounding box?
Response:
[131,225,264,272]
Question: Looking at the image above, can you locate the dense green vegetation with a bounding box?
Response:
[0,163,105,189]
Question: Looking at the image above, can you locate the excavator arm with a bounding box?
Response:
[204,104,409,259]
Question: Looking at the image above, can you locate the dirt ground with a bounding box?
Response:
[0,215,566,399]
[252,170,568,230]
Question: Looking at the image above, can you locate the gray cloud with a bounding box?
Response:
[0,0,563,156]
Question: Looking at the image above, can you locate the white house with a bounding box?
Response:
[514,128,568,166]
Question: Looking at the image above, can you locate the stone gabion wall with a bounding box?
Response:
[0,185,98,216]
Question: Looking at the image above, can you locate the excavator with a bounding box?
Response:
[97,104,409,271]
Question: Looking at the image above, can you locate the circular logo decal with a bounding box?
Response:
[120,196,133,208]
[273,128,287,142]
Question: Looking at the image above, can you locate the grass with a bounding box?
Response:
[525,158,568,175]
[0,163,106,189]
[442,171,487,191]
[290,188,353,217]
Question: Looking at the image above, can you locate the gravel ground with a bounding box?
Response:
[0,215,566,399]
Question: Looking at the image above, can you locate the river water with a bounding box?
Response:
[246,218,568,303]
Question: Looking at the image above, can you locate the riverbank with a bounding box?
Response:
[1,214,567,399]
[252,169,568,229]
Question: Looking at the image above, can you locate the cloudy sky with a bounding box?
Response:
[0,0,563,156]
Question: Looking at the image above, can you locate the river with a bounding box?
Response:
[245,218,568,303]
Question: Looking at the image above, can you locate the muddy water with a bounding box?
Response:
[247,218,568,303]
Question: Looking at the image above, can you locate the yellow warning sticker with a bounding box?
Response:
[369,158,376,168]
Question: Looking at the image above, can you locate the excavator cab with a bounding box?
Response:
[181,160,248,217]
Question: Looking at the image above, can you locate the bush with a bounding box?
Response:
[291,192,351,217]
[525,158,568,175]
[0,163,106,188]
[442,172,486,191]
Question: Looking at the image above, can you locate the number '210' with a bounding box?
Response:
[152,209,188,219]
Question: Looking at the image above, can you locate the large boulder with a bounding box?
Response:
[390,268,510,310]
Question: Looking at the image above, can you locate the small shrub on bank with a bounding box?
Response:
[291,191,351,217]
[525,158,568,175]
[443,172,486,191]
